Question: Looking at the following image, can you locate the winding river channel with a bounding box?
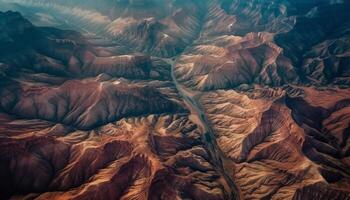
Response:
[164,58,241,200]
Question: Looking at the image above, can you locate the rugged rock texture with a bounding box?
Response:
[0,0,205,57]
[200,87,350,199]
[174,33,299,90]
[0,0,350,199]
[0,11,170,81]
[0,11,184,131]
[0,114,231,199]
[0,10,233,200]
[0,79,184,130]
[301,37,350,85]
[173,0,350,90]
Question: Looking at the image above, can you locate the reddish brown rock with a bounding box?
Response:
[0,1,350,199]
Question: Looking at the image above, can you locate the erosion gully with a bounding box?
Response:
[163,58,241,200]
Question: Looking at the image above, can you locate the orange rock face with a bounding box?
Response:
[0,0,350,199]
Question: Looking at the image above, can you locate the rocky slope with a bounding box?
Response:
[0,0,350,200]
[174,0,350,90]
[177,0,350,199]
[0,0,205,57]
[0,9,236,200]
[0,11,171,80]
[0,113,231,199]
[200,87,350,199]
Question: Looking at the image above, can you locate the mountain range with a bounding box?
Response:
[0,0,349,199]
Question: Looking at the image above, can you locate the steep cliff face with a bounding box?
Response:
[0,0,350,199]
